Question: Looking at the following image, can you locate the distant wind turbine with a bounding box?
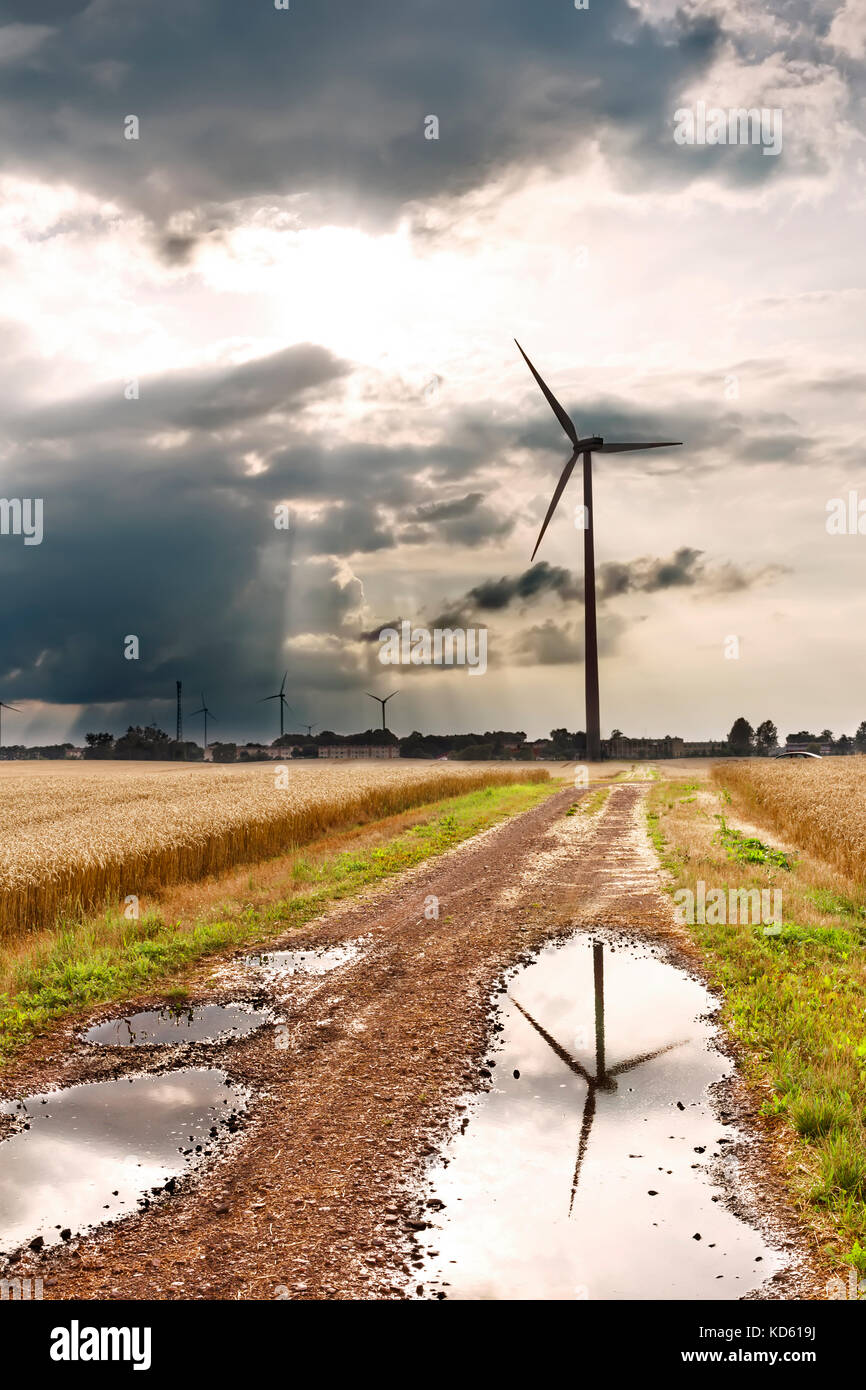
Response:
[515,340,681,761]
[259,672,292,739]
[189,693,216,751]
[302,722,318,738]
[0,700,20,751]
[366,690,399,731]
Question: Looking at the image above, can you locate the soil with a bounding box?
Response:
[0,782,831,1300]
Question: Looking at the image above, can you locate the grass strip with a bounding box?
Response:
[0,779,556,1068]
[648,774,866,1276]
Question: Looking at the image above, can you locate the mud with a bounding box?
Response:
[0,783,828,1299]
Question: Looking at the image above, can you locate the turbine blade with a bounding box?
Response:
[280,671,288,693]
[607,1037,689,1076]
[258,694,278,702]
[597,441,682,453]
[530,448,579,561]
[510,996,594,1086]
[514,341,579,446]
[569,1086,597,1216]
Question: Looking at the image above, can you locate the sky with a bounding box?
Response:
[1,0,865,745]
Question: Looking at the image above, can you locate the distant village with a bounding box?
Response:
[2,717,864,762]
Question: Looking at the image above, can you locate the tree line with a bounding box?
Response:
[726,718,866,755]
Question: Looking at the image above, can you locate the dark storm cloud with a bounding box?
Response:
[423,548,788,625]
[0,326,790,737]
[511,619,583,666]
[597,547,706,598]
[401,492,515,546]
[21,344,348,438]
[599,548,788,599]
[0,0,732,233]
[0,342,517,729]
[509,613,629,665]
[411,493,484,523]
[157,234,198,266]
[515,392,820,478]
[466,562,581,611]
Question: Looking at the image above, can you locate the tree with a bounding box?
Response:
[727,717,754,752]
[856,721,866,752]
[83,731,115,760]
[211,742,237,763]
[754,719,778,754]
[461,742,495,760]
[114,725,172,760]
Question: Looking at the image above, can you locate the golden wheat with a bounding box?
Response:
[714,756,866,881]
[0,761,548,939]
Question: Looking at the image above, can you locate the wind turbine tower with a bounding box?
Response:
[189,693,216,753]
[0,699,20,752]
[515,341,681,761]
[259,672,292,740]
[366,690,399,731]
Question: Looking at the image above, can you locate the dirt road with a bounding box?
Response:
[2,781,824,1299]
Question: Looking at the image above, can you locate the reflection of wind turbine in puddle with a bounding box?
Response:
[510,941,688,1214]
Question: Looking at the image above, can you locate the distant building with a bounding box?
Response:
[318,745,400,759]
[530,741,555,758]
[679,740,729,757]
[603,736,684,759]
[785,740,833,756]
[236,744,297,760]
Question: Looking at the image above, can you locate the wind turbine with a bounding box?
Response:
[259,672,292,739]
[302,722,318,738]
[515,341,681,762]
[511,942,687,1213]
[0,700,20,751]
[366,690,399,731]
[189,693,216,752]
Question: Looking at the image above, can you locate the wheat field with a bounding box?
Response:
[715,757,866,880]
[0,761,548,939]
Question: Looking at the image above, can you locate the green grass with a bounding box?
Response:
[0,779,556,1068]
[648,777,866,1273]
[714,815,795,871]
[565,786,609,817]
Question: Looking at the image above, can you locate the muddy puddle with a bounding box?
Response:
[0,1068,246,1257]
[416,933,781,1300]
[247,940,363,978]
[83,1002,270,1047]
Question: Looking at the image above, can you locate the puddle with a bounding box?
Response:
[0,1068,246,1257]
[416,933,781,1300]
[247,940,362,978]
[83,1002,270,1047]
